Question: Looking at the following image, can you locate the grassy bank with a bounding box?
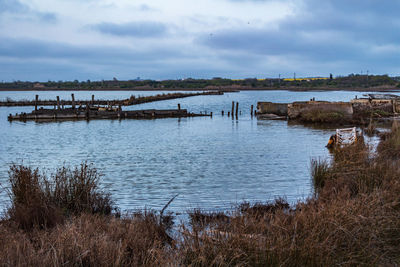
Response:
[1,128,400,265]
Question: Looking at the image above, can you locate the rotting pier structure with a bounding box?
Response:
[8,106,209,122]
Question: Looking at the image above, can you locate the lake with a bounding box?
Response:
[0,90,392,213]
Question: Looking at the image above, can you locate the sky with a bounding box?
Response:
[0,0,399,81]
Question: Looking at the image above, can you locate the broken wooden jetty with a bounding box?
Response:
[0,91,223,107]
[8,105,210,122]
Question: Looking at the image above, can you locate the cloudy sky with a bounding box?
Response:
[0,0,399,81]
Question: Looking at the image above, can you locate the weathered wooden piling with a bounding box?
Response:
[35,95,38,111]
[92,95,95,105]
[235,102,239,117]
[251,105,254,116]
[210,112,213,117]
[178,103,181,110]
[85,104,89,119]
[221,110,224,116]
[56,96,60,110]
[231,101,235,116]
[228,111,230,117]
[71,94,75,109]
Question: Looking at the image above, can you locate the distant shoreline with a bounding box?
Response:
[0,86,399,92]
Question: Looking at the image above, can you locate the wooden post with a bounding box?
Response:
[221,110,224,116]
[210,112,213,117]
[251,105,254,116]
[235,102,239,117]
[178,103,181,110]
[71,94,75,109]
[35,95,38,111]
[231,101,235,116]
[392,99,396,114]
[92,95,95,105]
[56,96,60,110]
[228,111,230,117]
[85,104,89,119]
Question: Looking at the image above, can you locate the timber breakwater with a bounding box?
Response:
[0,91,223,107]
[257,94,400,124]
[8,106,209,122]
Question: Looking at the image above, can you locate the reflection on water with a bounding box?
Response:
[0,90,396,212]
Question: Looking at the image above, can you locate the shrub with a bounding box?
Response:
[377,123,400,159]
[6,163,115,230]
[43,163,114,216]
[311,158,330,194]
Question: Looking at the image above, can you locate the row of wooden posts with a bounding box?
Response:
[220,101,256,118]
[34,94,97,111]
[34,95,256,117]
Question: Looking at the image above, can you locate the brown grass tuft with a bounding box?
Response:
[6,163,115,230]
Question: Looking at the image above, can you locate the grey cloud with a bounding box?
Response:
[0,0,29,13]
[93,21,167,38]
[0,38,186,63]
[0,37,193,80]
[0,0,57,22]
[280,1,400,44]
[227,0,280,2]
[317,0,400,17]
[139,4,153,11]
[37,12,57,22]
[0,61,91,81]
[201,28,365,62]
[199,0,400,73]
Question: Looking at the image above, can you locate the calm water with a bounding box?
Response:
[0,90,395,212]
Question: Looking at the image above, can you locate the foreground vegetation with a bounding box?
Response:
[1,74,399,90]
[1,127,400,265]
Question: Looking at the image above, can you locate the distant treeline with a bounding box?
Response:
[1,74,399,90]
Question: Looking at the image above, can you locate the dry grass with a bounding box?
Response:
[377,122,400,159]
[299,110,345,123]
[0,213,173,266]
